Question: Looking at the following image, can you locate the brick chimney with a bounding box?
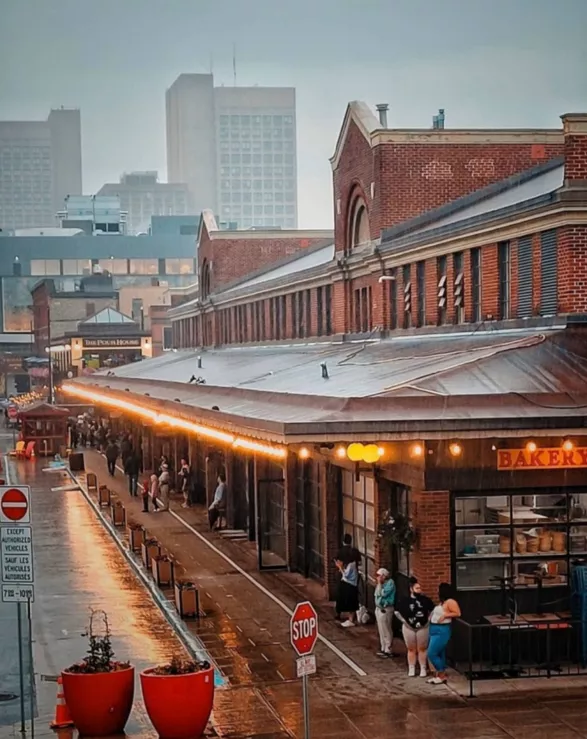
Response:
[561,113,587,186]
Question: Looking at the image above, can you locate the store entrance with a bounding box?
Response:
[256,477,287,571]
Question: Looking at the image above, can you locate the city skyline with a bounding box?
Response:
[1,0,586,229]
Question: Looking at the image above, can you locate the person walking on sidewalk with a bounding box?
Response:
[374,568,396,657]
[395,576,434,677]
[208,473,226,530]
[149,473,160,511]
[124,449,141,496]
[105,438,120,476]
[158,464,171,511]
[120,434,132,467]
[141,476,151,512]
[179,458,191,508]
[427,582,461,685]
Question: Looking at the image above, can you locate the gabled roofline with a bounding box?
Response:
[330,101,381,170]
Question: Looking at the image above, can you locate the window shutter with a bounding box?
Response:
[540,230,557,317]
[517,236,533,318]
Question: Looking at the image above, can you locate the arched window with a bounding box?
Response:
[200,259,211,300]
[347,194,370,253]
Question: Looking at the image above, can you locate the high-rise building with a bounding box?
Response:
[97,171,193,235]
[0,108,82,231]
[166,74,297,229]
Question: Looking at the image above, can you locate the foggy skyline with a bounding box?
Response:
[1,0,586,229]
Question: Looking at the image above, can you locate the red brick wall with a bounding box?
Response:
[410,490,451,595]
[198,226,324,294]
[558,226,587,313]
[563,122,587,182]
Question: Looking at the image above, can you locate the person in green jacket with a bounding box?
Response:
[374,568,396,657]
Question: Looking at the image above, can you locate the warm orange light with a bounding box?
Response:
[335,446,347,459]
[449,442,462,457]
[347,443,364,462]
[526,441,537,453]
[410,443,424,458]
[299,447,310,459]
[363,444,380,464]
[61,384,286,460]
[562,439,574,452]
[377,446,385,457]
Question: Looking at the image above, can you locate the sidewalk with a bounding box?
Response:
[73,449,587,739]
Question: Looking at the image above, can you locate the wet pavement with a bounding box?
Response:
[4,445,587,738]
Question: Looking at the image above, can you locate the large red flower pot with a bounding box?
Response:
[140,666,214,739]
[61,666,135,736]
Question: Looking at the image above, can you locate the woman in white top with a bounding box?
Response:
[426,582,461,684]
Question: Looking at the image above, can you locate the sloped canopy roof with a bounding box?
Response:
[80,307,137,325]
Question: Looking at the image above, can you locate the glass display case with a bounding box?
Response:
[452,491,587,590]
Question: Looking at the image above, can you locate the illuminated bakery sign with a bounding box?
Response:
[83,338,141,349]
[497,448,587,470]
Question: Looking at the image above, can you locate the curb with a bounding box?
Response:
[66,468,226,688]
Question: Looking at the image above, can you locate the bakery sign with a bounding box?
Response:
[83,338,141,349]
[497,447,587,470]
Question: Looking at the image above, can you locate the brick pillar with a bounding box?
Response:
[562,113,587,183]
[410,490,451,597]
[463,250,472,323]
[558,226,587,313]
[481,244,498,319]
[324,462,341,600]
[331,279,347,334]
[424,257,437,326]
[446,254,455,324]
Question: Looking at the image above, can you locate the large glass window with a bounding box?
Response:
[165,258,194,275]
[498,241,510,320]
[62,259,92,275]
[129,259,158,275]
[471,247,481,322]
[452,490,587,590]
[98,259,128,275]
[342,471,376,583]
[30,259,61,276]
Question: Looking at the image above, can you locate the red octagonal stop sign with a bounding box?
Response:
[290,601,318,656]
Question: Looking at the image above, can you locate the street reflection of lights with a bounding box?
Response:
[449,442,462,457]
[526,441,537,453]
[563,439,574,452]
[335,446,347,459]
[299,447,310,459]
[410,443,424,458]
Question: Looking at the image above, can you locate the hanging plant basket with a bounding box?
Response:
[377,510,417,554]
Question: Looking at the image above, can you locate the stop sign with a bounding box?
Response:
[290,601,318,656]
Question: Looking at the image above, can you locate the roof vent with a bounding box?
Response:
[376,104,389,128]
[432,109,446,130]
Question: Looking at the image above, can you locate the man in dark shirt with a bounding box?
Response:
[334,534,361,620]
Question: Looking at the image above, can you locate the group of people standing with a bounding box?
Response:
[335,535,461,685]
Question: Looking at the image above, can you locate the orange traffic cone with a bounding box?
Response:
[50,676,74,729]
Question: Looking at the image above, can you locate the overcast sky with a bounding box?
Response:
[1,0,586,228]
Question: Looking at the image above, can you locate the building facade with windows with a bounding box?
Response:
[63,107,587,662]
[0,108,82,231]
[166,74,297,229]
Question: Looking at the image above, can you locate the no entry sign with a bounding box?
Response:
[0,487,31,524]
[290,601,318,657]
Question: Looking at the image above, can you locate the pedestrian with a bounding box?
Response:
[427,582,461,685]
[158,464,170,511]
[124,449,141,496]
[141,476,150,512]
[395,576,434,677]
[179,458,191,508]
[105,438,120,476]
[208,473,226,530]
[149,473,160,511]
[69,422,79,449]
[120,434,132,466]
[374,568,396,657]
[334,534,361,621]
[96,423,107,452]
[335,553,359,628]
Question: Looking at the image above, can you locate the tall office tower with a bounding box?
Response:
[166,74,297,229]
[97,171,193,235]
[0,108,82,231]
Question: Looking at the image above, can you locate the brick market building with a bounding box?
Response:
[63,105,587,633]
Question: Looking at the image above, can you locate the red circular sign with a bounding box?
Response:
[1,488,29,521]
[290,601,318,657]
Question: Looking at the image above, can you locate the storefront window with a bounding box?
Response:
[30,259,61,276]
[452,490,586,590]
[129,259,158,275]
[165,258,194,275]
[342,471,376,583]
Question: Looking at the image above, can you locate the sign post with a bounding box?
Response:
[290,601,318,739]
[0,484,34,733]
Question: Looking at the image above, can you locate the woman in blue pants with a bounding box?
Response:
[427,582,461,684]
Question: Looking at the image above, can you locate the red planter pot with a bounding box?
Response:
[140,666,214,739]
[61,666,135,736]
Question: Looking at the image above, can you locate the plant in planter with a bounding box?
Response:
[61,609,135,737]
[127,521,145,552]
[152,553,174,587]
[141,537,160,568]
[377,510,417,559]
[140,655,214,739]
[110,499,125,526]
[174,579,200,619]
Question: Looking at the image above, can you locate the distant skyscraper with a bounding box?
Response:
[0,108,82,231]
[97,171,193,235]
[166,74,297,229]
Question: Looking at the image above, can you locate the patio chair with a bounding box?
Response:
[24,441,36,459]
[9,441,25,458]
